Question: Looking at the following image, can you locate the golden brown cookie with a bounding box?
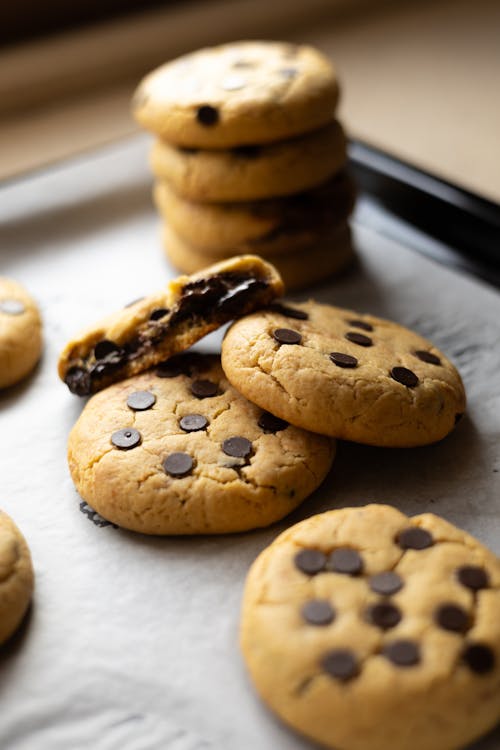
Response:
[150,121,347,202]
[241,504,500,750]
[162,223,354,291]
[68,356,335,534]
[221,300,466,446]
[154,171,355,254]
[0,510,34,645]
[58,255,283,396]
[0,277,43,389]
[133,40,339,148]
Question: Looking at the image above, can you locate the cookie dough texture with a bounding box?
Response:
[221,300,466,446]
[154,172,355,254]
[58,255,283,396]
[133,41,339,147]
[241,504,500,750]
[0,277,42,389]
[0,510,34,645]
[68,356,335,534]
[163,223,354,291]
[151,121,347,202]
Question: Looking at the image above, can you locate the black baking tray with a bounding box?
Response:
[349,140,500,289]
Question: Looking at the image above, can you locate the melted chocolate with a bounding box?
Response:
[64,272,271,395]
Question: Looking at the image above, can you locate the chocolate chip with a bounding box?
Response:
[366,603,402,630]
[294,549,327,575]
[65,366,91,396]
[279,67,297,79]
[268,303,308,320]
[301,600,335,626]
[111,428,141,449]
[328,548,363,576]
[455,413,464,424]
[457,566,490,591]
[191,379,218,398]
[180,414,208,432]
[0,299,25,315]
[382,640,420,667]
[390,367,419,388]
[273,328,302,345]
[149,308,170,321]
[346,319,373,332]
[369,571,403,596]
[330,352,358,368]
[435,603,469,632]
[221,75,246,91]
[258,412,288,433]
[163,452,194,478]
[345,332,373,347]
[414,350,441,366]
[94,339,122,360]
[232,145,261,159]
[462,643,495,674]
[321,649,359,681]
[397,527,434,550]
[222,436,253,459]
[127,390,156,411]
[196,105,219,126]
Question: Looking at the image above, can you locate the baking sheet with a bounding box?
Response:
[0,136,499,750]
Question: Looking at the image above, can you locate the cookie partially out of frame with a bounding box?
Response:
[154,171,355,254]
[133,40,339,148]
[150,121,347,202]
[221,300,466,446]
[0,277,43,389]
[68,355,335,534]
[58,255,283,396]
[241,504,500,750]
[0,510,34,645]
[163,223,354,292]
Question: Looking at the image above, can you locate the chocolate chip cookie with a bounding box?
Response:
[68,355,335,534]
[154,171,355,254]
[221,300,466,446]
[241,504,500,750]
[133,41,339,148]
[163,223,354,291]
[0,510,34,645]
[0,277,43,389]
[58,255,283,396]
[151,121,347,202]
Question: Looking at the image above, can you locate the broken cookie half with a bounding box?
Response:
[58,255,283,396]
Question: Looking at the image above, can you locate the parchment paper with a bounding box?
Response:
[0,137,499,749]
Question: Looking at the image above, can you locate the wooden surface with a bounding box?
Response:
[1,0,499,201]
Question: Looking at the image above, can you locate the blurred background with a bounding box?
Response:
[1,0,499,201]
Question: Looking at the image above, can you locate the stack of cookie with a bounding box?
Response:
[133,41,355,290]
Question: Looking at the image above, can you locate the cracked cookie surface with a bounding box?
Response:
[68,355,335,534]
[0,277,43,389]
[133,40,339,148]
[221,300,466,446]
[151,121,347,202]
[0,510,34,645]
[240,504,500,750]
